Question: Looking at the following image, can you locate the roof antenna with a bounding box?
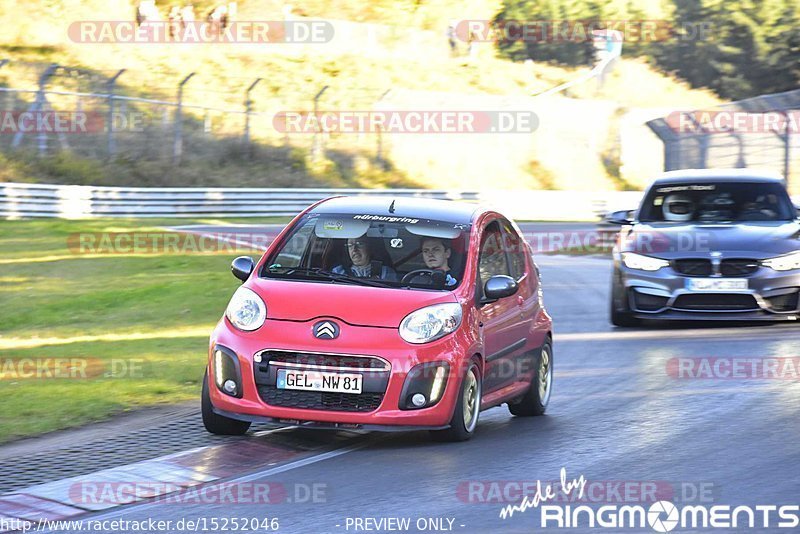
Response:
[388,199,396,214]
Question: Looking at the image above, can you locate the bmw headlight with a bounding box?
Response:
[225,287,266,331]
[622,252,669,272]
[762,251,800,272]
[399,303,462,344]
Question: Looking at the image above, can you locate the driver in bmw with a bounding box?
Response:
[662,193,695,222]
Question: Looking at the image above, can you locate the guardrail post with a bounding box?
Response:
[173,72,196,165]
[244,78,262,158]
[312,85,328,161]
[106,69,125,159]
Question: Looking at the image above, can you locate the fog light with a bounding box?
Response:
[253,353,262,363]
[411,393,427,407]
[222,379,238,395]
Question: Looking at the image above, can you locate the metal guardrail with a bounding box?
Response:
[0,183,647,221]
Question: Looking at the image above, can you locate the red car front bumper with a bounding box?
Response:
[207,316,481,428]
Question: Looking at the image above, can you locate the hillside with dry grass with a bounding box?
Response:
[0,0,721,190]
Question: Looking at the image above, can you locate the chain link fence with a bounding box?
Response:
[647,89,800,194]
[0,60,388,170]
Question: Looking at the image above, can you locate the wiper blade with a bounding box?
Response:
[268,267,393,288]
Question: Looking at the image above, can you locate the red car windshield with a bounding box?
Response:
[262,214,471,290]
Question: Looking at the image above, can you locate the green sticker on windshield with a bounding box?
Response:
[323,220,344,231]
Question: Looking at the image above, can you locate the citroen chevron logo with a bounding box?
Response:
[313,321,339,339]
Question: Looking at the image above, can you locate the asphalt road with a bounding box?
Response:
[61,253,800,534]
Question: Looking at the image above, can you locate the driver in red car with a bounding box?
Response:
[332,238,398,280]
[421,237,458,287]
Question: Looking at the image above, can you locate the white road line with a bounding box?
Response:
[557,383,797,400]
[556,326,798,343]
[168,224,285,231]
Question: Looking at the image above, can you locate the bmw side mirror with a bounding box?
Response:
[605,210,635,225]
[231,256,255,282]
[483,275,518,303]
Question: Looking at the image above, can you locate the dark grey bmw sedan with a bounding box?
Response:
[609,169,800,326]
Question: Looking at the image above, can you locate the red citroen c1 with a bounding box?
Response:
[202,196,553,441]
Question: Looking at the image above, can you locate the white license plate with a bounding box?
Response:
[685,278,749,292]
[277,369,362,394]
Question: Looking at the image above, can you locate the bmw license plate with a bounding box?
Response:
[277,369,363,394]
[685,278,749,292]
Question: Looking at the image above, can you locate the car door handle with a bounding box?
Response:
[517,296,525,306]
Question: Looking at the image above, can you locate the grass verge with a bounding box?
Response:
[0,218,266,443]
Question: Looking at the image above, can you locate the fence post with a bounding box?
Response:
[12,63,59,155]
[0,60,8,113]
[312,85,328,161]
[106,69,125,159]
[0,60,7,112]
[173,72,196,165]
[376,89,391,169]
[244,78,262,158]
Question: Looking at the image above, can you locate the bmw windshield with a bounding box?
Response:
[638,181,796,223]
[261,213,471,290]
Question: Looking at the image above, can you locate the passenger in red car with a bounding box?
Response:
[421,237,457,287]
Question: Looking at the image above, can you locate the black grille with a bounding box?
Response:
[672,294,759,311]
[263,351,387,370]
[721,259,759,276]
[257,386,384,412]
[632,291,669,311]
[765,292,800,312]
[673,259,712,276]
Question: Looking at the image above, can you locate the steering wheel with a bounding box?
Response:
[401,269,438,285]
